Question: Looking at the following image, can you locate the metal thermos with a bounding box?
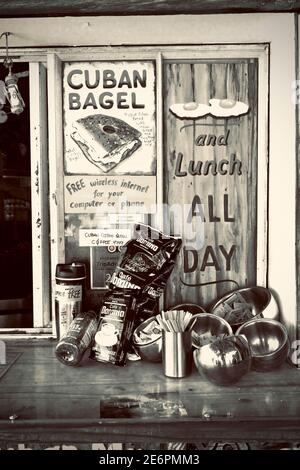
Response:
[55,262,86,339]
[162,331,192,378]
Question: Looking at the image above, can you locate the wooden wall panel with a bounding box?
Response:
[164,59,258,309]
[297,15,300,346]
[0,1,299,17]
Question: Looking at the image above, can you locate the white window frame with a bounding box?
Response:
[0,52,52,336]
[0,14,296,343]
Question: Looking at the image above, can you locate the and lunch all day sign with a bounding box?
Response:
[164,60,258,308]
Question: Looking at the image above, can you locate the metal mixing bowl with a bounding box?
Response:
[170,303,205,315]
[193,335,251,385]
[132,316,162,363]
[236,318,289,372]
[211,286,279,332]
[191,313,233,348]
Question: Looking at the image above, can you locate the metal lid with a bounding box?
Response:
[55,262,86,280]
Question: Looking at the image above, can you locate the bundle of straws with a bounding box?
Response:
[156,310,196,332]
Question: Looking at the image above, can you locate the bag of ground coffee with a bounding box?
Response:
[90,290,137,366]
[109,224,182,292]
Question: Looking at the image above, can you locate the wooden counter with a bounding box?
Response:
[0,339,300,445]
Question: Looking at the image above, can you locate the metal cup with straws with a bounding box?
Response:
[157,310,195,378]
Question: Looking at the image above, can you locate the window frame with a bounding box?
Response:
[0,53,52,335]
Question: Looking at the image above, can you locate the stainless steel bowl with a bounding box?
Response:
[211,286,279,332]
[193,335,251,385]
[236,318,289,372]
[132,316,162,363]
[170,303,205,315]
[191,313,233,348]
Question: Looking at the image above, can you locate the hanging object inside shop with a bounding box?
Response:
[0,74,7,122]
[0,32,27,120]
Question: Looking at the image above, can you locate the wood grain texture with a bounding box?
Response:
[0,340,299,443]
[0,1,299,17]
[164,60,258,309]
[296,20,300,348]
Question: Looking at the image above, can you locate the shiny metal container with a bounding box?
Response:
[193,335,251,385]
[162,330,192,378]
[191,313,233,348]
[236,318,290,372]
[211,286,279,331]
[132,316,162,363]
[170,303,205,315]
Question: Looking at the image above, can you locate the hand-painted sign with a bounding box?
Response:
[63,61,157,291]
[64,175,156,214]
[164,60,258,308]
[79,228,131,247]
[63,61,156,176]
[90,246,123,289]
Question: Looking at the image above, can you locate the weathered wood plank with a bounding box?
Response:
[0,1,299,17]
[164,59,258,308]
[29,63,51,327]
[1,386,300,420]
[0,340,299,443]
[48,53,65,335]
[0,419,300,443]
[296,17,300,349]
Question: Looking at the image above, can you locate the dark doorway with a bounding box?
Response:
[0,62,33,328]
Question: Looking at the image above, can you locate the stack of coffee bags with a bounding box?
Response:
[90,224,182,366]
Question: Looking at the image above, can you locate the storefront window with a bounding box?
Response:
[0,24,295,341]
[45,46,267,318]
